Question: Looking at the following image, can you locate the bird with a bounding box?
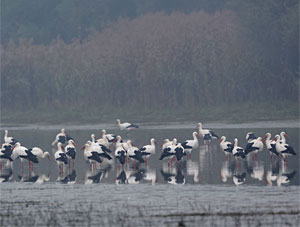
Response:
[161,139,172,151]
[244,137,264,159]
[196,122,219,144]
[90,135,113,161]
[96,136,110,148]
[219,136,234,158]
[233,172,246,185]
[54,142,68,174]
[263,133,278,158]
[51,128,74,147]
[279,131,289,144]
[0,143,14,170]
[140,138,156,165]
[274,135,296,162]
[276,170,296,187]
[11,142,39,170]
[83,141,103,168]
[101,129,117,143]
[246,132,257,143]
[65,139,77,168]
[232,138,246,159]
[126,140,144,167]
[159,138,177,161]
[116,119,139,131]
[174,142,185,162]
[115,136,130,150]
[3,130,18,145]
[181,132,199,159]
[30,147,51,163]
[115,146,127,166]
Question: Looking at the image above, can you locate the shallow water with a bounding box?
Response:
[0,122,299,226]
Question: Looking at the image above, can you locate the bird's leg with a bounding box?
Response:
[226,155,229,161]
[0,162,2,171]
[72,160,74,169]
[134,161,136,171]
[145,158,148,167]
[255,153,258,160]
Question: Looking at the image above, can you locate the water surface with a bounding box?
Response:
[0,121,299,226]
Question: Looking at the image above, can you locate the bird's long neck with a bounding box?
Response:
[193,133,198,141]
[265,134,271,144]
[234,139,238,147]
[151,140,155,146]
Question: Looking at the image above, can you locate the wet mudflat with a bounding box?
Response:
[0,121,299,226]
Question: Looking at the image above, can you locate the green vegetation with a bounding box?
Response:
[0,1,299,124]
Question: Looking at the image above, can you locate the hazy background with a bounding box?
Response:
[1,0,299,124]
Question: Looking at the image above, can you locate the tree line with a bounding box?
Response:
[1,1,299,117]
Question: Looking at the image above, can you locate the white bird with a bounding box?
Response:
[51,128,74,147]
[90,135,113,161]
[244,137,264,159]
[140,138,156,164]
[161,139,172,151]
[65,139,76,167]
[174,142,185,161]
[116,119,139,131]
[159,138,177,161]
[54,142,68,173]
[246,132,257,143]
[101,129,117,143]
[181,132,199,159]
[11,142,37,170]
[232,138,246,159]
[96,136,110,148]
[127,141,144,164]
[115,146,127,166]
[263,133,278,157]
[83,141,102,167]
[115,136,129,149]
[219,136,234,158]
[4,130,18,145]
[279,131,289,144]
[274,135,296,162]
[30,147,51,162]
[196,122,219,144]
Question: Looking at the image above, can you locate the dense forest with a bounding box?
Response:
[1,0,299,122]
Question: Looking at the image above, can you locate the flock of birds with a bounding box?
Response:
[0,119,297,185]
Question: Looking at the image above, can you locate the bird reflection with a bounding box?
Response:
[85,169,103,184]
[67,169,77,184]
[220,160,234,183]
[0,166,13,183]
[246,160,264,182]
[127,168,146,184]
[266,159,280,186]
[276,161,297,187]
[116,170,128,184]
[19,171,50,183]
[233,162,246,185]
[160,166,185,185]
[186,160,199,183]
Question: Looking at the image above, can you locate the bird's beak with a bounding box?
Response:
[81,146,85,150]
[284,134,289,138]
[48,156,51,161]
[72,142,77,147]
